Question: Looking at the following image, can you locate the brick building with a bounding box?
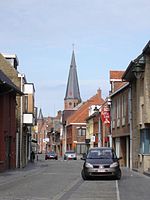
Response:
[66,89,104,154]
[0,70,22,172]
[123,41,150,172]
[0,53,36,169]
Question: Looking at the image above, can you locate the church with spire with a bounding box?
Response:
[64,50,81,110]
[62,48,105,153]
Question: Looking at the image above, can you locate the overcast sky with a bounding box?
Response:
[0,0,150,116]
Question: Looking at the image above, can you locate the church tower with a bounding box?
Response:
[64,50,81,110]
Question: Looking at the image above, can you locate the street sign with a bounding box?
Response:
[91,136,95,142]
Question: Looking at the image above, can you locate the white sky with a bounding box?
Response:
[0,0,150,116]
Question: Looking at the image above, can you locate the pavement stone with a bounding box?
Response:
[0,160,44,185]
[119,167,150,200]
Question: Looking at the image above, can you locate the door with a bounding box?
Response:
[5,136,12,169]
[115,137,120,158]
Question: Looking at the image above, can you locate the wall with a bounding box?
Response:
[0,93,16,172]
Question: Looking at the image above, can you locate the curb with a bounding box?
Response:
[132,168,150,177]
[143,171,150,177]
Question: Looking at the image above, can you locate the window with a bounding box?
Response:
[25,95,28,113]
[111,101,115,121]
[122,94,126,118]
[117,98,121,127]
[121,94,127,126]
[140,128,150,154]
[78,128,86,136]
[117,98,120,119]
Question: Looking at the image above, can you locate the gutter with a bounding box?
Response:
[109,82,129,97]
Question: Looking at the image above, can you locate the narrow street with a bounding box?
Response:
[0,155,150,200]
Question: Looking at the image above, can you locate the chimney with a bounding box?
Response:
[97,88,101,98]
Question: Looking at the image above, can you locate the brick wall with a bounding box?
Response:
[0,93,16,172]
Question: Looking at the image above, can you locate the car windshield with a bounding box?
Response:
[87,149,112,159]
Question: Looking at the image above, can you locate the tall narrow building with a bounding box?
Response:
[64,50,81,110]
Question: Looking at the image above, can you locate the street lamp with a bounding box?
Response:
[132,56,145,79]
[18,73,25,168]
[132,63,145,79]
[131,57,145,169]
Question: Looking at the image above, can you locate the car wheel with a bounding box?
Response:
[116,169,121,180]
[81,170,89,180]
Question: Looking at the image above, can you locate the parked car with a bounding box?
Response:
[45,151,58,160]
[64,150,77,160]
[81,147,122,180]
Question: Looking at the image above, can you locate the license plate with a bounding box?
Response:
[97,169,107,173]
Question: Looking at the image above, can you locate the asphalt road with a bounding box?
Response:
[0,155,150,200]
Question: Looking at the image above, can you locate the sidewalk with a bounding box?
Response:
[132,167,150,177]
[0,159,44,186]
[119,167,150,200]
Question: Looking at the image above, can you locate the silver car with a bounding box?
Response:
[64,150,77,160]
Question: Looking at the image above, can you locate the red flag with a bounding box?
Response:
[101,106,110,127]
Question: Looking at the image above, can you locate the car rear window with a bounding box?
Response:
[48,152,55,155]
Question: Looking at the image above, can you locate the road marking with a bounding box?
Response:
[116,180,120,200]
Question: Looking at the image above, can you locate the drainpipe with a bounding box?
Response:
[18,73,24,168]
[129,84,133,169]
[64,124,67,153]
[16,130,19,168]
[98,115,101,147]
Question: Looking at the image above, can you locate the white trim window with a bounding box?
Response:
[117,98,120,127]
[111,101,115,129]
[122,94,126,126]
[78,128,86,136]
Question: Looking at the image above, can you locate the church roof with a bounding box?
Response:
[64,50,81,101]
[38,108,44,120]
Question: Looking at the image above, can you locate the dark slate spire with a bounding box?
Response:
[38,108,44,120]
[64,50,81,102]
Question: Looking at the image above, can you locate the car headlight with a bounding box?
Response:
[85,162,93,168]
[110,162,118,168]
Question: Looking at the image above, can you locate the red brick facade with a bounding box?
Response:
[66,89,105,153]
[0,93,17,172]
